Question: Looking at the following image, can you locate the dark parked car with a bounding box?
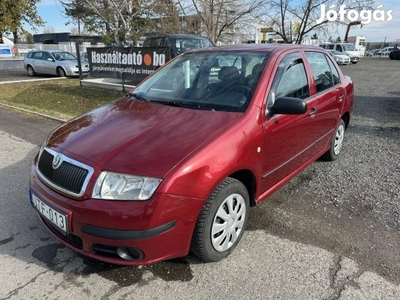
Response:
[29,44,354,265]
[142,34,214,58]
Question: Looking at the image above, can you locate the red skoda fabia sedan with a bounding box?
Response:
[29,44,354,265]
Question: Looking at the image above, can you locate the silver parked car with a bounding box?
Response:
[24,50,89,77]
[328,50,351,65]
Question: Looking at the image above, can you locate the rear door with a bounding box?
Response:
[31,51,44,73]
[304,51,343,150]
[41,52,56,75]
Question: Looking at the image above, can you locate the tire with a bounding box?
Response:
[57,67,66,77]
[190,177,250,262]
[27,65,36,76]
[323,119,346,161]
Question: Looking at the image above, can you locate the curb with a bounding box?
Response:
[0,102,66,123]
[0,77,66,85]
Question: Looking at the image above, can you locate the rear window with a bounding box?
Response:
[173,38,214,54]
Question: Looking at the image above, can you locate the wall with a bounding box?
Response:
[0,58,24,70]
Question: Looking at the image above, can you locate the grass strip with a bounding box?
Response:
[0,78,124,120]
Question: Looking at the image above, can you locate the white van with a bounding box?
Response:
[380,47,394,56]
[319,43,360,64]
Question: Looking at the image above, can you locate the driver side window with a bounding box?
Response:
[268,53,309,108]
[275,60,309,99]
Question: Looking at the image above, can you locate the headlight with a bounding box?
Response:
[92,171,162,200]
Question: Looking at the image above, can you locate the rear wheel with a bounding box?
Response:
[27,65,36,76]
[57,67,66,77]
[323,119,346,161]
[191,177,249,262]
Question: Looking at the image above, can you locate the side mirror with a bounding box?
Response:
[269,97,307,115]
[47,58,54,62]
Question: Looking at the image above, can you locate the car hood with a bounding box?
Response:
[47,98,242,178]
[344,50,360,57]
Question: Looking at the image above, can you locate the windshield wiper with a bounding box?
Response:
[150,99,203,109]
[129,93,148,102]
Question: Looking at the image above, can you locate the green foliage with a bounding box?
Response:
[0,0,44,42]
[60,0,154,44]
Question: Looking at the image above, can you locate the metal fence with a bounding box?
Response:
[11,43,105,57]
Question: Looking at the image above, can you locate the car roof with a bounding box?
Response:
[28,49,65,53]
[145,34,210,40]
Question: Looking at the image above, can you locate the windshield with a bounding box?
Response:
[52,52,77,61]
[342,44,357,51]
[133,51,270,112]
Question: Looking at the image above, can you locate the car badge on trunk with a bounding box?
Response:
[52,154,63,169]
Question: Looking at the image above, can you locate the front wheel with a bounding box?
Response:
[191,177,250,262]
[323,119,346,161]
[57,67,66,77]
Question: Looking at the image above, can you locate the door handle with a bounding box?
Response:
[309,108,317,117]
[338,94,344,102]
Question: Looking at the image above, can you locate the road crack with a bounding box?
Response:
[325,255,364,300]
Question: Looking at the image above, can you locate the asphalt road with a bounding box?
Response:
[0,57,399,299]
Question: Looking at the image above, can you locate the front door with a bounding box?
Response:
[260,51,318,194]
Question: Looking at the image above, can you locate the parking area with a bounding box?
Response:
[0,69,58,83]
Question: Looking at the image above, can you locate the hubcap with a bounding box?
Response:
[334,124,345,155]
[211,193,246,252]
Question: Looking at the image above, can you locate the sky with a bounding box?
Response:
[35,0,400,43]
[35,0,71,34]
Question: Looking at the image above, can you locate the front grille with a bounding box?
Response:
[37,148,94,197]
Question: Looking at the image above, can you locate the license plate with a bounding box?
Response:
[30,192,68,234]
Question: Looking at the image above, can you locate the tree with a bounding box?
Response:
[184,0,264,44]
[264,0,373,44]
[0,0,44,44]
[149,0,182,34]
[61,0,155,45]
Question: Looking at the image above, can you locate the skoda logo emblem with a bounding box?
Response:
[52,154,63,170]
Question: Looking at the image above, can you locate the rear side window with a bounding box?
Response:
[336,45,343,52]
[326,58,341,85]
[32,52,43,59]
[42,52,52,60]
[305,52,341,93]
[143,38,163,47]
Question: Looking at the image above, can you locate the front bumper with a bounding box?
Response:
[65,66,90,76]
[349,56,359,63]
[337,59,350,65]
[29,165,204,265]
